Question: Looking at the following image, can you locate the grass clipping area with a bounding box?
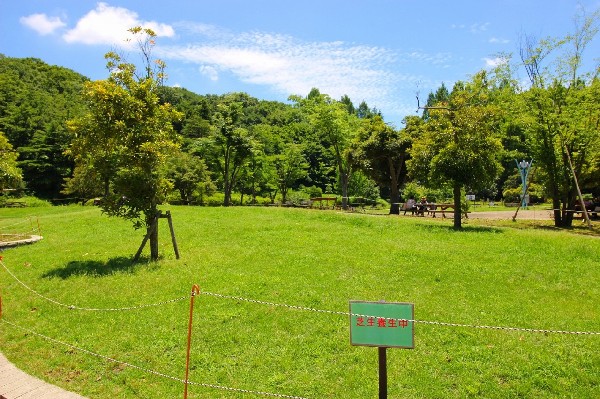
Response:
[0,205,599,398]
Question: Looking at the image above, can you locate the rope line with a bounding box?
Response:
[2,260,599,335]
[202,291,348,316]
[0,260,187,311]
[201,291,600,336]
[0,218,34,231]
[0,318,309,399]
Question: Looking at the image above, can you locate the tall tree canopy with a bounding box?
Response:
[515,9,600,226]
[206,97,257,206]
[351,115,412,214]
[409,72,504,228]
[290,89,357,209]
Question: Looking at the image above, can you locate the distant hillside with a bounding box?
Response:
[0,55,89,198]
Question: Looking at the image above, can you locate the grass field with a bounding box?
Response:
[1,205,599,398]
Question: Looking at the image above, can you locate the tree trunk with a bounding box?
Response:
[103,177,110,197]
[453,181,462,229]
[223,186,231,207]
[389,161,400,215]
[551,190,564,227]
[389,177,400,215]
[149,215,159,261]
[341,172,349,210]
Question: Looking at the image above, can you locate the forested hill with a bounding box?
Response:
[0,55,350,201]
[0,55,298,200]
[0,55,89,198]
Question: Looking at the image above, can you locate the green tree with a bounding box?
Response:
[0,131,22,191]
[421,82,450,121]
[209,98,256,206]
[291,89,357,209]
[409,73,504,228]
[272,144,309,203]
[67,27,182,260]
[351,115,412,214]
[164,151,212,205]
[61,162,103,204]
[340,94,356,115]
[516,10,600,226]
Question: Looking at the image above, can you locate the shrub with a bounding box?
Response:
[21,196,52,207]
[299,185,322,199]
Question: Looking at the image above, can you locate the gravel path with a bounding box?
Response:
[469,209,554,220]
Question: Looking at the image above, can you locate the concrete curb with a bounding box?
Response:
[0,352,88,399]
[0,235,43,249]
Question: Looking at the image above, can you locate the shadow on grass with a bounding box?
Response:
[532,224,600,237]
[41,256,149,279]
[415,223,505,234]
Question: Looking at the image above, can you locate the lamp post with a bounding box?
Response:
[516,159,532,208]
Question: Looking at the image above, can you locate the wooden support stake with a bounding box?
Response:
[133,213,160,262]
[184,284,200,399]
[165,211,180,259]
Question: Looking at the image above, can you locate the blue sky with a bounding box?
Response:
[1,0,599,126]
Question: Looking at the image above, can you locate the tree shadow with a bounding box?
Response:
[532,224,600,237]
[415,223,505,234]
[41,256,149,279]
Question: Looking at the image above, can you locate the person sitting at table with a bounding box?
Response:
[416,196,428,216]
[403,198,416,215]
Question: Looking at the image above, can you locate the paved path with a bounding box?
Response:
[0,353,87,399]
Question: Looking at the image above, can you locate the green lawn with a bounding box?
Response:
[1,205,599,398]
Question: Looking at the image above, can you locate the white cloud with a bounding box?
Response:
[199,65,219,81]
[404,51,453,66]
[20,13,66,35]
[470,22,490,34]
[62,2,174,46]
[483,57,507,68]
[160,28,408,110]
[489,37,509,44]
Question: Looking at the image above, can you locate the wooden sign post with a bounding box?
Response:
[350,301,414,398]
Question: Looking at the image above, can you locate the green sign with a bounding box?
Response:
[350,301,414,348]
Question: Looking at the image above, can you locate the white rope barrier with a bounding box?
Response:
[201,291,600,336]
[0,318,310,399]
[0,218,34,231]
[0,260,187,311]
[2,259,599,335]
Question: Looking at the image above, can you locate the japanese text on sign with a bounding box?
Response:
[350,301,414,349]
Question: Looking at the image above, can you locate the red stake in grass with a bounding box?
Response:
[184,284,200,399]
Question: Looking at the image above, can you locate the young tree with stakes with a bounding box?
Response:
[67,27,182,261]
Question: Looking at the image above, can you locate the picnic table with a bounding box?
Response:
[310,197,337,209]
[348,197,377,212]
[395,202,469,218]
[428,203,469,218]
